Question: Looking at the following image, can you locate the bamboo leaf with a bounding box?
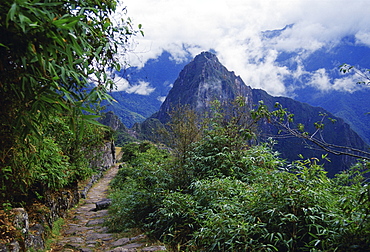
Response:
[6,3,17,25]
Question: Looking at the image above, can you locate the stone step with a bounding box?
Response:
[95,199,112,210]
[51,165,166,251]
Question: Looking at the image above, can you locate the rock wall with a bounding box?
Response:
[89,140,116,170]
[0,185,79,252]
[0,141,116,252]
[80,141,116,199]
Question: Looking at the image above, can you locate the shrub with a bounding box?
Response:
[108,139,370,251]
[107,142,173,232]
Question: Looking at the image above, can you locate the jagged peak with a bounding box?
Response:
[152,51,253,124]
[191,51,220,66]
[194,51,217,60]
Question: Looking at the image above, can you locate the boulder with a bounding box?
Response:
[95,199,112,210]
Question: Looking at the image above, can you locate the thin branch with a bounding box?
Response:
[272,118,370,160]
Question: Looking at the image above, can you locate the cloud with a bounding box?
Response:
[308,68,362,93]
[356,31,370,46]
[111,76,155,95]
[127,80,155,95]
[112,77,130,91]
[157,96,166,103]
[120,0,370,95]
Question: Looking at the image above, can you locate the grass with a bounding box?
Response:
[43,217,65,251]
[51,218,65,236]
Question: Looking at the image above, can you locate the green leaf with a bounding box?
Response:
[80,106,96,114]
[39,96,58,104]
[0,43,10,49]
[83,117,105,127]
[33,2,63,7]
[52,16,82,29]
[6,3,17,25]
[81,114,100,120]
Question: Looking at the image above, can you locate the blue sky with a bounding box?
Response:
[113,0,370,96]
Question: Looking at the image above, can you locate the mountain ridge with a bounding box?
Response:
[141,51,368,176]
[106,34,370,145]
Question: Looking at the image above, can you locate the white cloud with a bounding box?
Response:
[308,68,362,93]
[120,0,370,95]
[308,68,332,92]
[163,81,173,89]
[112,77,130,91]
[356,31,370,46]
[157,96,166,103]
[126,80,155,95]
[110,76,155,95]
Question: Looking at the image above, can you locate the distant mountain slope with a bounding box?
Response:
[145,52,368,176]
[252,89,367,175]
[294,88,370,144]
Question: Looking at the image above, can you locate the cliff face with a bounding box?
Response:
[147,51,368,175]
[99,111,128,132]
[89,141,116,169]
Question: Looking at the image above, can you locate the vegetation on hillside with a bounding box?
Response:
[108,101,370,251]
[0,0,138,204]
[1,0,369,250]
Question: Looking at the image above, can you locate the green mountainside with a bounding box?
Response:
[134,52,368,175]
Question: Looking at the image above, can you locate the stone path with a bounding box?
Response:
[51,165,166,252]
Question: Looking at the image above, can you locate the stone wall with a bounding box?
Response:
[80,141,116,199]
[0,184,80,252]
[0,141,115,252]
[89,140,116,170]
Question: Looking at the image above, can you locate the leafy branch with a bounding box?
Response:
[0,0,141,202]
[340,63,370,85]
[264,102,370,160]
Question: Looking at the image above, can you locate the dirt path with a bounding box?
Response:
[51,165,166,252]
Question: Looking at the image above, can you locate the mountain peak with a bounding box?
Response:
[193,51,218,62]
[153,52,253,123]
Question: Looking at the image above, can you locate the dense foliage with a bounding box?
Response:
[0,0,138,204]
[108,107,370,251]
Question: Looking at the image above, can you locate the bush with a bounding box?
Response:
[107,142,173,232]
[189,178,267,251]
[108,140,370,251]
[185,140,283,184]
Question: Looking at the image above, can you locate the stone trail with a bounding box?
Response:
[51,165,166,252]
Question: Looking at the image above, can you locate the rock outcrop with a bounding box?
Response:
[1,187,79,252]
[99,111,135,145]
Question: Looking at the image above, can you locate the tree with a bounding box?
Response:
[0,0,140,202]
[155,104,203,188]
[157,97,267,187]
[163,104,202,159]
